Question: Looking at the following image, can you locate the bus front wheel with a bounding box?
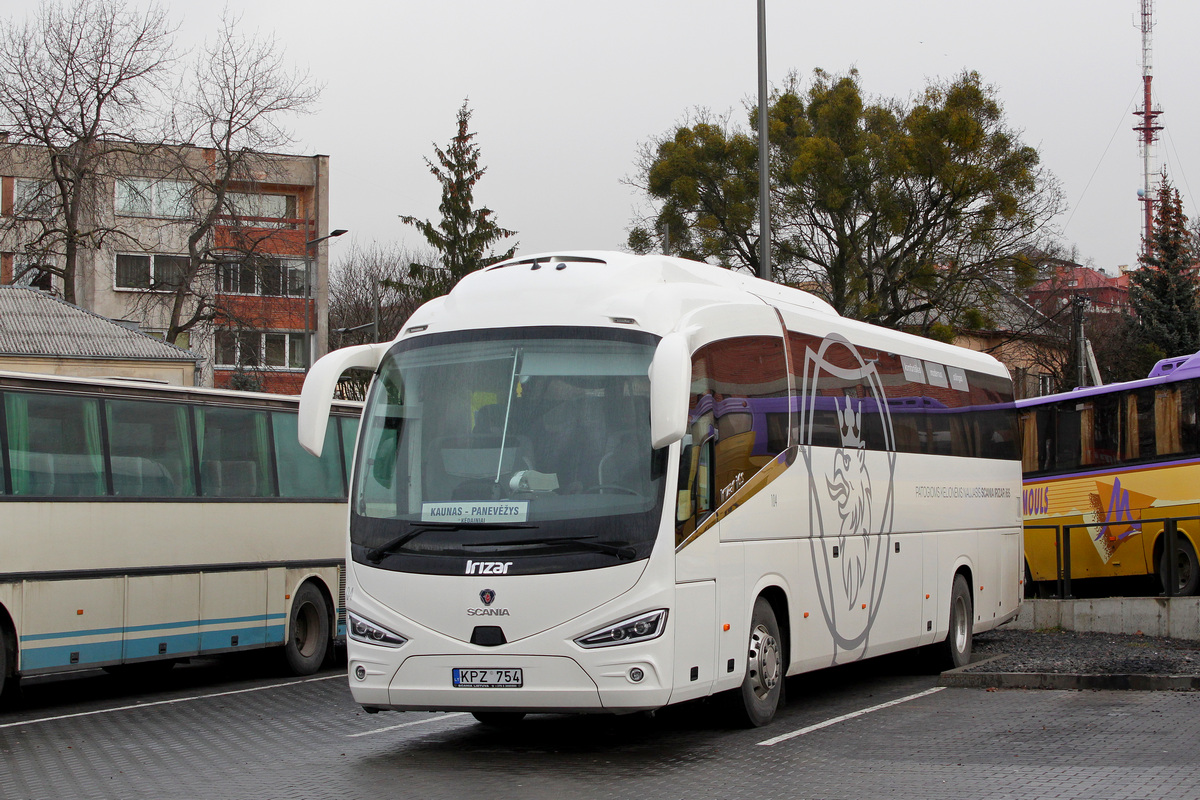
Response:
[732,597,783,728]
[1159,537,1199,596]
[284,582,331,675]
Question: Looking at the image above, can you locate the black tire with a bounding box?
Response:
[0,627,10,702]
[1159,536,1200,596]
[471,711,526,727]
[938,574,973,670]
[731,597,784,728]
[284,582,331,675]
[1023,562,1038,599]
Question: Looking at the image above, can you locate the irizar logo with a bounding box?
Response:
[465,560,513,575]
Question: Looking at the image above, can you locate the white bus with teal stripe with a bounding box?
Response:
[0,371,359,699]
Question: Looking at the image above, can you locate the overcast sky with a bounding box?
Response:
[15,1,1199,274]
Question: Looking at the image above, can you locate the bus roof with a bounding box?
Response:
[396,251,1009,379]
[1016,348,1200,409]
[0,369,361,411]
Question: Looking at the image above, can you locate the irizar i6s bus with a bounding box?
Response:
[299,251,1023,727]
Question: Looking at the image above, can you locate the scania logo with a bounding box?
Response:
[480,589,496,606]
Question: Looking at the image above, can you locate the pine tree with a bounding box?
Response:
[396,100,517,300]
[1129,176,1200,360]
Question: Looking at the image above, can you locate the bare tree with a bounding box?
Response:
[0,0,175,303]
[328,240,436,398]
[121,9,321,347]
[330,241,433,344]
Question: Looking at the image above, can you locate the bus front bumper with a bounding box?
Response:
[349,652,672,714]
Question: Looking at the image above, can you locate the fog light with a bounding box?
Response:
[629,667,644,683]
[354,665,367,681]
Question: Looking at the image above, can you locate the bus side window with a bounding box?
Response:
[676,437,694,523]
[695,438,714,515]
[1019,411,1039,473]
[1156,387,1182,455]
[1036,409,1056,472]
[1134,389,1156,459]
[1181,382,1200,454]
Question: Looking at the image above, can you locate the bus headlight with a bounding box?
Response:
[348,611,408,648]
[574,610,668,649]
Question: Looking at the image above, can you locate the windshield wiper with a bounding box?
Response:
[462,534,637,561]
[365,521,536,563]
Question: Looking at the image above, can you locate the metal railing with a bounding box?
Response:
[1024,515,1197,599]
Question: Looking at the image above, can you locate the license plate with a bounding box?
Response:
[452,668,523,688]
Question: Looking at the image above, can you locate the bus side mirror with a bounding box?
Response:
[298,342,390,456]
[649,332,690,449]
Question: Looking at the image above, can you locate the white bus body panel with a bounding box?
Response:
[336,251,1023,715]
[5,501,344,674]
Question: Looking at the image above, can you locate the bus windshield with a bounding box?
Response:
[351,327,667,575]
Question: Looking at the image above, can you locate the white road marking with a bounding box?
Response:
[347,712,470,738]
[0,674,344,730]
[756,686,946,746]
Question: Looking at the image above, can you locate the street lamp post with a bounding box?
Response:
[304,228,348,370]
[757,0,771,283]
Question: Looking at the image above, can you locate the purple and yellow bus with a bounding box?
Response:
[1017,352,1200,596]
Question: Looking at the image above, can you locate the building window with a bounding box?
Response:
[215,329,305,370]
[115,178,191,218]
[115,253,189,290]
[226,192,297,225]
[12,179,55,219]
[146,330,191,350]
[1037,374,1055,396]
[10,253,54,289]
[217,257,306,297]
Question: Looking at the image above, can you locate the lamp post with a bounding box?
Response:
[757,0,771,282]
[304,228,348,370]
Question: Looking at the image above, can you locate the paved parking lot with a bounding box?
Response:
[1,651,1199,800]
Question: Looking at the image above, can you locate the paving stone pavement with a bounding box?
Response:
[1,655,1199,800]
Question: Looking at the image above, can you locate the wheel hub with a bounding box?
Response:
[747,624,780,700]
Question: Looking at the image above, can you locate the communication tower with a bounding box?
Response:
[1133,0,1163,254]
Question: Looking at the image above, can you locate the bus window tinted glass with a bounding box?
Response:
[1135,389,1156,460]
[4,392,105,496]
[1092,395,1122,465]
[1180,383,1200,454]
[1054,404,1082,471]
[106,399,195,497]
[196,406,275,498]
[341,416,359,487]
[272,411,343,498]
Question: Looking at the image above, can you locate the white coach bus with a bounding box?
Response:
[299,251,1023,727]
[0,372,359,700]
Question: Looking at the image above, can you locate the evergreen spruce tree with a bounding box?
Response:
[396,100,517,300]
[1129,176,1200,360]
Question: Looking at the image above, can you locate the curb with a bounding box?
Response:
[938,655,1200,691]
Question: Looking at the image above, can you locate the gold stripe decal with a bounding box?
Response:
[676,446,797,551]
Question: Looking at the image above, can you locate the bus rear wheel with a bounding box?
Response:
[731,597,783,728]
[284,582,331,675]
[1159,537,1199,596]
[937,574,973,670]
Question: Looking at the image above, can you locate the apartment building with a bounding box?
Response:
[0,141,333,394]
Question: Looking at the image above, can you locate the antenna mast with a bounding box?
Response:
[1133,0,1163,254]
